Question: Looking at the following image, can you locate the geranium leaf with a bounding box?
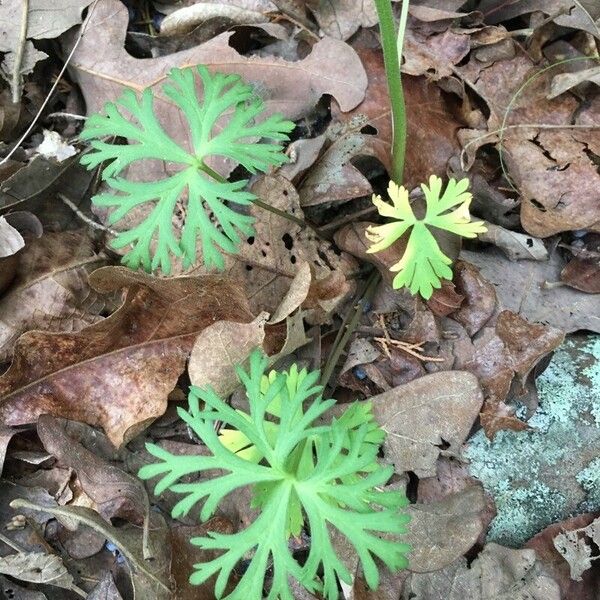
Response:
[80,66,295,274]
[139,350,410,600]
[366,176,486,299]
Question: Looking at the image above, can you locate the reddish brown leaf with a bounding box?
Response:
[525,513,600,600]
[427,280,464,317]
[0,267,253,446]
[331,46,463,189]
[454,310,564,438]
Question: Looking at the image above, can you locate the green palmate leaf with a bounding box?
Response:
[365,176,487,299]
[79,66,295,274]
[139,351,410,600]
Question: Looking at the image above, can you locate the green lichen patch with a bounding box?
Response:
[463,334,600,546]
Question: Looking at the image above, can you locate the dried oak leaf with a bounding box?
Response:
[560,233,600,294]
[0,266,252,447]
[456,53,600,237]
[0,230,108,362]
[454,310,564,438]
[70,0,365,186]
[370,371,483,478]
[461,247,600,333]
[401,543,561,600]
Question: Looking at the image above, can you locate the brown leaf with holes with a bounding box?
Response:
[0,266,253,447]
[219,175,355,320]
[0,231,108,362]
[525,513,600,600]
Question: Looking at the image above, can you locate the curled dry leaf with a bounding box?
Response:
[406,485,487,573]
[401,543,561,600]
[160,3,268,36]
[461,248,600,333]
[478,223,548,261]
[0,266,253,447]
[370,371,483,477]
[10,499,172,600]
[0,231,108,362]
[37,415,151,552]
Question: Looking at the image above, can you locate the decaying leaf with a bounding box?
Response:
[553,517,599,581]
[87,572,123,600]
[0,231,108,362]
[461,248,600,333]
[37,415,152,556]
[219,175,355,318]
[306,0,378,40]
[454,310,564,438]
[401,543,561,600]
[406,485,487,573]
[525,513,600,600]
[370,371,483,477]
[0,266,252,446]
[478,223,548,261]
[0,552,84,596]
[10,499,172,600]
[0,215,24,258]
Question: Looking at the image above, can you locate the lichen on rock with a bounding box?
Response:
[463,335,600,546]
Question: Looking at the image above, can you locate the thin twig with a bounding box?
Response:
[58,193,118,235]
[12,0,29,103]
[48,111,87,121]
[373,337,445,362]
[1,0,100,166]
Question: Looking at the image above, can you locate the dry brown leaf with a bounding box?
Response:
[218,175,355,319]
[71,0,366,179]
[370,371,483,477]
[453,310,564,438]
[0,231,108,362]
[160,3,268,36]
[37,415,151,549]
[478,223,548,261]
[525,513,600,600]
[461,247,600,333]
[268,261,311,324]
[0,575,46,600]
[306,0,378,40]
[87,572,123,600]
[401,543,561,600]
[560,234,600,293]
[0,266,253,446]
[10,499,172,600]
[331,47,463,189]
[406,485,487,573]
[188,312,269,396]
[457,53,600,237]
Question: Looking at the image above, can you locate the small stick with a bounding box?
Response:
[374,337,445,362]
[12,0,29,103]
[58,192,118,235]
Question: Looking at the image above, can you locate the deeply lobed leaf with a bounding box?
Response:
[139,350,410,599]
[366,176,487,299]
[80,66,294,274]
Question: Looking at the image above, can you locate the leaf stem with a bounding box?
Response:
[373,0,409,183]
[201,163,307,228]
[320,269,380,391]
